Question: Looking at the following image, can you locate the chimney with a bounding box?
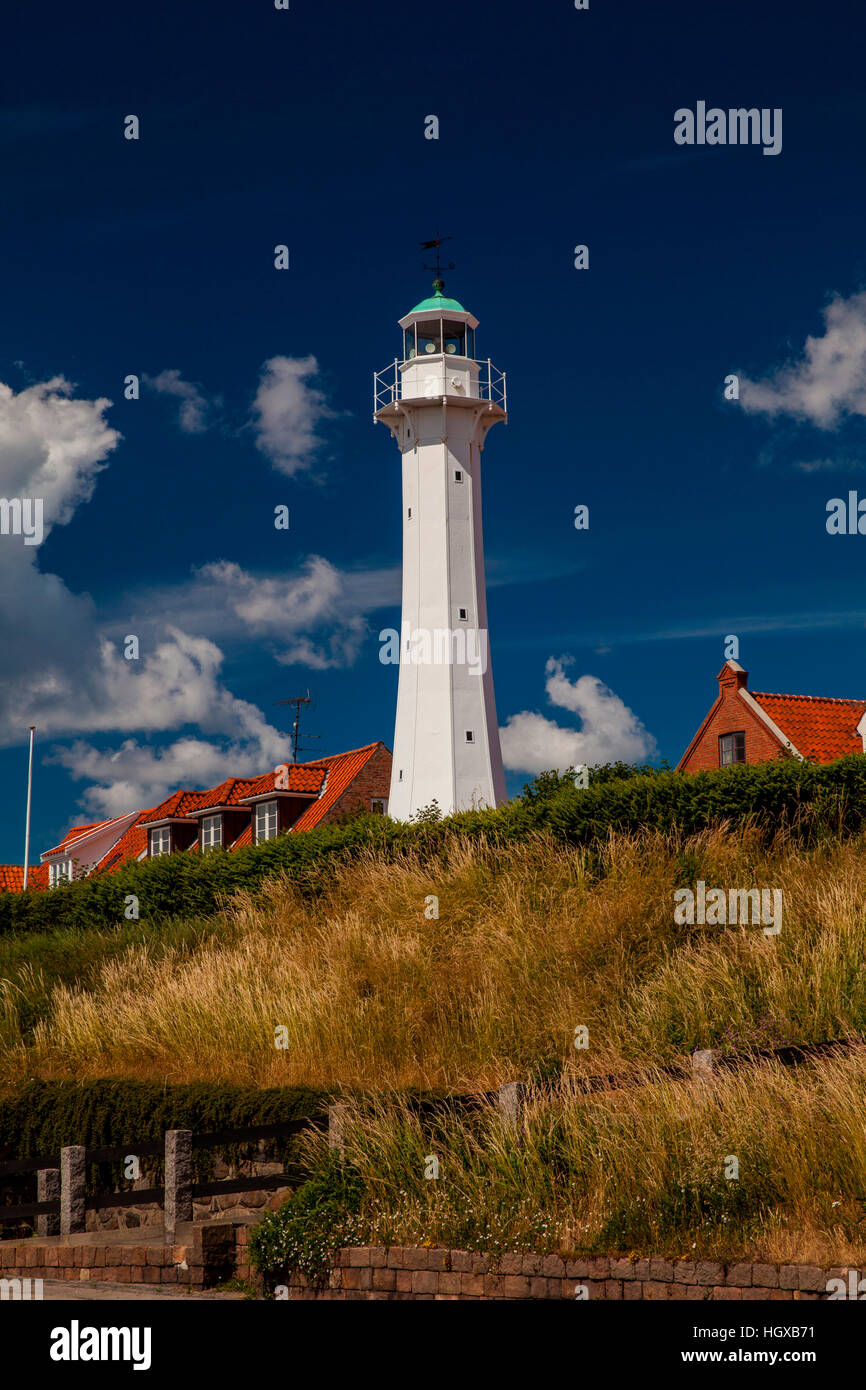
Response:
[718,660,748,694]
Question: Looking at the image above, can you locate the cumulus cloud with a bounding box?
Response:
[0,376,119,528]
[499,657,657,775]
[740,290,866,428]
[33,629,287,817]
[142,369,214,434]
[250,355,335,477]
[192,556,397,668]
[50,731,285,820]
[0,374,291,824]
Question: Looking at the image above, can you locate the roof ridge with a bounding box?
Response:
[299,741,381,767]
[753,691,866,706]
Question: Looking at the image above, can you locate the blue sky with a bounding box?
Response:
[1,0,865,860]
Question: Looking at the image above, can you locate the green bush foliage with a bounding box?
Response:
[4,755,866,934]
[0,1078,329,1166]
[248,1160,365,1290]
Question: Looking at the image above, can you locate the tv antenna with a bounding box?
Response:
[274,691,321,764]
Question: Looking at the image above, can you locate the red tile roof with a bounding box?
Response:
[139,791,202,825]
[234,766,326,799]
[292,743,383,831]
[93,814,154,874]
[0,863,49,892]
[752,691,866,763]
[1,742,390,892]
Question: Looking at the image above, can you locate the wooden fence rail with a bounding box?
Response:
[0,1114,325,1239]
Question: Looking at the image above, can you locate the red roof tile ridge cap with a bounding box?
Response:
[299,741,381,766]
[753,690,866,706]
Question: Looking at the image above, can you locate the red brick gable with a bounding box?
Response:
[679,661,866,771]
[292,742,391,831]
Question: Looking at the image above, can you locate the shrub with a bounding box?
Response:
[3,755,866,935]
[248,1160,365,1291]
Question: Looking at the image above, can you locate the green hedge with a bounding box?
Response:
[0,1078,330,1167]
[3,756,866,935]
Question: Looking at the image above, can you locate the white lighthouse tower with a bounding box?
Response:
[374,277,508,820]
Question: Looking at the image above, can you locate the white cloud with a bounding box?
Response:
[0,375,119,529]
[250,355,335,477]
[50,732,284,820]
[0,367,383,830]
[143,369,214,434]
[740,290,866,428]
[500,657,657,775]
[191,556,396,668]
[0,375,287,824]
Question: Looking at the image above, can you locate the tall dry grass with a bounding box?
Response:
[3,823,866,1090]
[284,1053,866,1265]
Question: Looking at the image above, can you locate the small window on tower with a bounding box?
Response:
[407,507,412,518]
[398,770,404,782]
[458,608,467,620]
[465,731,474,743]
[454,470,463,482]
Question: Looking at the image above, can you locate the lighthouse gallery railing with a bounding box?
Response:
[373,359,507,416]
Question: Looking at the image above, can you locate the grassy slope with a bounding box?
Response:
[5,818,866,1263]
[2,823,865,1088]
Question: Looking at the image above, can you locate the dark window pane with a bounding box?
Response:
[719,732,746,766]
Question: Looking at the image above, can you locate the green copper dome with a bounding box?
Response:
[409,278,466,314]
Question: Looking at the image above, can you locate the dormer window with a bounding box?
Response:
[149,827,171,857]
[255,800,278,843]
[49,859,73,887]
[201,814,223,851]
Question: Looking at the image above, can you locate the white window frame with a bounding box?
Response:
[49,859,73,887]
[149,826,171,858]
[370,798,388,815]
[255,800,279,842]
[201,814,223,850]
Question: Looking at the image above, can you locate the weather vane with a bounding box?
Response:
[419,234,455,281]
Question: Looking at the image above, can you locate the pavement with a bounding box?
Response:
[33,1280,249,1301]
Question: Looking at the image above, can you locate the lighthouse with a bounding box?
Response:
[374,277,508,820]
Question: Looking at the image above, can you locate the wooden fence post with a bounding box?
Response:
[37,1167,60,1237]
[165,1129,193,1241]
[60,1146,86,1236]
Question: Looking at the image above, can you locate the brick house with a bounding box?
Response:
[678,660,866,771]
[0,741,391,892]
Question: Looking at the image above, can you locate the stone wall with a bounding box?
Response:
[269,1247,853,1300]
[1,1230,853,1299]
